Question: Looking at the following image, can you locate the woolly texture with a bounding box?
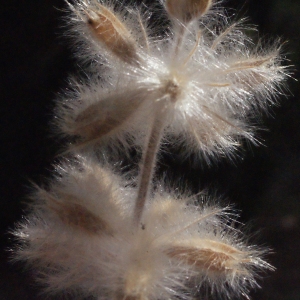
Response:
[15,157,273,300]
[13,0,287,299]
[56,0,286,159]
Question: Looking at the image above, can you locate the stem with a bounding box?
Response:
[133,102,167,225]
[137,11,149,52]
[173,24,185,59]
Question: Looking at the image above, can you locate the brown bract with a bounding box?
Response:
[227,56,275,72]
[166,0,212,23]
[166,239,251,274]
[86,3,139,64]
[48,194,113,235]
[69,89,146,147]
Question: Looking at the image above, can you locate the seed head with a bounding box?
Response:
[12,1,285,299]
[61,0,287,161]
[13,158,273,299]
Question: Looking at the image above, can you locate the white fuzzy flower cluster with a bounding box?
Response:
[57,0,285,160]
[15,156,272,300]
[14,0,286,299]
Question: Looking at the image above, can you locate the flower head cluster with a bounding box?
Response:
[13,0,286,299]
[56,0,286,159]
[15,156,272,300]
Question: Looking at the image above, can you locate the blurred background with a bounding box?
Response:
[1,0,299,299]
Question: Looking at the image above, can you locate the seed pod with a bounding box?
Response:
[86,4,139,64]
[227,56,274,72]
[69,89,146,147]
[48,195,113,236]
[166,0,212,23]
[165,239,251,274]
[225,55,278,93]
[38,188,113,236]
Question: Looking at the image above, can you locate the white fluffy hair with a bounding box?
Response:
[14,156,273,300]
[13,0,286,299]
[55,0,286,161]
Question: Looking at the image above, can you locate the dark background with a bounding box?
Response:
[1,0,300,299]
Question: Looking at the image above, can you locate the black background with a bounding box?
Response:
[1,0,300,299]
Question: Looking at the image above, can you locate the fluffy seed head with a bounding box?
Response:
[13,158,274,299]
[61,0,287,161]
[12,1,284,299]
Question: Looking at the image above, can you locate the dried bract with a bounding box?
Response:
[57,86,149,152]
[68,0,139,64]
[166,0,213,23]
